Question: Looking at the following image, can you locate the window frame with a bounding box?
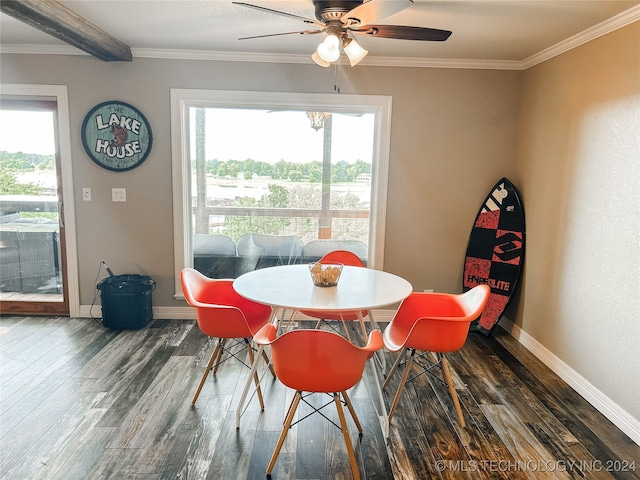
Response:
[170,88,392,298]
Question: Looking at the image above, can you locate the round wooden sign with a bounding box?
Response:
[81,100,152,171]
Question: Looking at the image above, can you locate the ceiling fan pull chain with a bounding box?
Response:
[333,62,341,94]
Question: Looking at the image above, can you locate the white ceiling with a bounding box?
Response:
[1,1,639,69]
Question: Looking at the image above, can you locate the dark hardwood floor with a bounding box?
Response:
[0,316,638,479]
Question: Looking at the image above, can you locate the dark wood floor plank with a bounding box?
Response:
[410,371,477,480]
[324,403,357,480]
[1,320,105,410]
[492,329,640,465]
[270,452,296,479]
[165,392,234,479]
[96,347,175,427]
[479,331,640,480]
[352,396,394,480]
[249,369,289,432]
[423,361,523,480]
[206,411,260,480]
[386,384,439,480]
[0,360,85,438]
[481,404,574,480]
[0,316,67,353]
[525,421,616,480]
[247,429,281,479]
[453,388,529,480]
[28,409,112,480]
[2,393,106,479]
[42,425,118,480]
[453,336,609,480]
[106,355,199,450]
[170,320,208,356]
[1,317,637,480]
[295,393,327,478]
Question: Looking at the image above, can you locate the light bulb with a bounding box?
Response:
[317,34,340,63]
[323,34,339,49]
[343,37,368,66]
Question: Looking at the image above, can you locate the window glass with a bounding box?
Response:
[171,90,391,290]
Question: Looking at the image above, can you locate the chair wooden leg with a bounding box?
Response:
[341,390,362,433]
[382,349,406,390]
[245,339,265,411]
[334,393,360,480]
[212,338,227,375]
[191,340,221,405]
[261,348,276,378]
[267,391,301,474]
[387,351,414,425]
[440,354,465,427]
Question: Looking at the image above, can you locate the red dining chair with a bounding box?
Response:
[180,268,274,407]
[254,323,383,480]
[300,250,369,339]
[382,284,490,426]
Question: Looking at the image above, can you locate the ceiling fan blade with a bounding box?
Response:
[351,24,452,41]
[342,0,413,27]
[232,2,325,28]
[238,29,323,40]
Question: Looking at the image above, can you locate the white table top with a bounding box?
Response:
[233,264,413,312]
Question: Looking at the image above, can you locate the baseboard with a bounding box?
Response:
[77,305,397,323]
[500,317,640,446]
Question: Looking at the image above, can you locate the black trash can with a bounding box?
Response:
[97,274,155,330]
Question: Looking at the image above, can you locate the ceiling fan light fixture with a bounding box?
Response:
[311,50,331,67]
[343,37,368,66]
[317,33,340,63]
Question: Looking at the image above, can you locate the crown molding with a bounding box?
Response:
[134,48,524,70]
[0,43,84,56]
[358,56,522,70]
[522,4,640,69]
[1,44,524,70]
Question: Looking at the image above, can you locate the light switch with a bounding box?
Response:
[112,188,126,202]
[82,188,91,201]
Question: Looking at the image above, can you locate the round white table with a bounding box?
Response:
[233,264,413,436]
[233,264,413,313]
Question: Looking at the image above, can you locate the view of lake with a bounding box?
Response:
[203,175,371,205]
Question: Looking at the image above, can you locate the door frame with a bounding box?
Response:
[1,84,79,317]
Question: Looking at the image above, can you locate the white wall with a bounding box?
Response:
[514,22,640,442]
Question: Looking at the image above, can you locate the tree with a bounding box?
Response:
[217,163,228,177]
[0,167,43,195]
[264,184,289,208]
[332,160,353,183]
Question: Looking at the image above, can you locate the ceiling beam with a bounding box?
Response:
[0,0,132,62]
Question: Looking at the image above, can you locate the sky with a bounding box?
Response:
[0,110,56,155]
[192,108,375,165]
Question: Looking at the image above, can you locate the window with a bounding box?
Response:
[170,89,391,296]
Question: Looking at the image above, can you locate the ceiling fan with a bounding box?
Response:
[233,0,452,67]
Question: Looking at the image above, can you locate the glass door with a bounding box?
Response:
[0,99,69,315]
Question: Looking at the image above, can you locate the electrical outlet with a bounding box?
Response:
[82,188,91,201]
[112,188,126,202]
